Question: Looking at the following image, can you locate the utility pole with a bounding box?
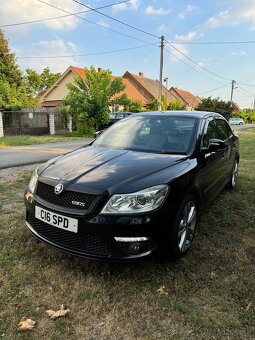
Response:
[158,35,164,111]
[230,80,236,107]
[253,95,255,111]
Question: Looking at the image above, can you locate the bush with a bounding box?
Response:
[77,123,95,137]
[231,109,255,123]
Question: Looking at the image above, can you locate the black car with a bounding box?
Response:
[24,111,239,261]
[97,112,132,131]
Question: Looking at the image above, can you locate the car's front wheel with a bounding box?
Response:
[166,194,198,259]
[227,159,239,189]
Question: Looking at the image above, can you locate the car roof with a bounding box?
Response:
[135,111,224,120]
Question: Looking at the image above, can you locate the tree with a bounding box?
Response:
[147,99,158,111]
[0,29,30,109]
[0,30,23,88]
[167,99,187,111]
[24,67,61,97]
[64,66,126,130]
[196,97,233,119]
[116,94,144,112]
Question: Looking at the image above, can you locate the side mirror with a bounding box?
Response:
[202,139,226,154]
[95,130,103,137]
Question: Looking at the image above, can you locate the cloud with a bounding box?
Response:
[178,4,198,20]
[97,20,109,28]
[174,32,197,42]
[232,51,247,56]
[0,0,81,35]
[17,39,80,73]
[167,43,189,61]
[112,0,139,12]
[157,24,167,32]
[145,6,170,16]
[200,0,255,30]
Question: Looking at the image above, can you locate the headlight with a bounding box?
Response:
[101,185,169,214]
[28,168,39,194]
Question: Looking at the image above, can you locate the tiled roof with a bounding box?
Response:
[71,66,147,103]
[170,87,201,108]
[124,71,175,102]
[232,102,241,112]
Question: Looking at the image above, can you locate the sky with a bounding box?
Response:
[1,0,255,108]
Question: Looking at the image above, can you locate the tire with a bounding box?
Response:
[165,194,198,259]
[227,159,239,189]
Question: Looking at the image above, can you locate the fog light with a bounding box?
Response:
[129,242,140,254]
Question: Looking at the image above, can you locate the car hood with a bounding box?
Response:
[39,146,187,194]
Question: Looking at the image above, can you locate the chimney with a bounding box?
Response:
[98,67,103,73]
[139,72,144,77]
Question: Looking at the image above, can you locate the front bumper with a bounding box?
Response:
[24,197,175,262]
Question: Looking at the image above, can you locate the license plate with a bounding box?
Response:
[35,206,78,233]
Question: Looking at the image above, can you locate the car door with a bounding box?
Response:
[214,118,236,181]
[198,118,227,202]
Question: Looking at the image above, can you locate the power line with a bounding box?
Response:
[197,83,231,96]
[168,40,255,45]
[16,43,156,59]
[0,0,131,28]
[236,85,253,97]
[165,40,255,87]
[165,40,232,82]
[71,0,159,39]
[38,0,155,44]
[164,48,225,85]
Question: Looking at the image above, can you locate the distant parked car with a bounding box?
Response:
[229,117,244,125]
[97,112,132,132]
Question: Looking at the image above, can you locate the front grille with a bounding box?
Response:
[27,213,111,256]
[36,181,98,210]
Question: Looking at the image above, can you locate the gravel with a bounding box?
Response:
[0,163,42,178]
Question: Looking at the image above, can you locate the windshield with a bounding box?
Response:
[93,115,198,155]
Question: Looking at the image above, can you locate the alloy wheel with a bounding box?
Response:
[231,161,238,188]
[178,201,197,253]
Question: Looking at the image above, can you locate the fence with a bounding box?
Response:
[0,110,71,137]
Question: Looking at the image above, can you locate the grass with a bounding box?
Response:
[0,133,89,148]
[0,130,254,339]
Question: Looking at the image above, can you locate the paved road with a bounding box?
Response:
[0,139,93,169]
[230,123,255,131]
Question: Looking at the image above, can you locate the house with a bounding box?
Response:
[40,66,147,109]
[123,71,175,106]
[169,87,201,111]
[232,102,241,113]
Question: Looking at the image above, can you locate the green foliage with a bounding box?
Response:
[147,98,187,111]
[24,67,61,100]
[0,29,32,109]
[162,95,168,111]
[0,81,32,109]
[167,99,187,111]
[147,99,158,111]
[64,66,126,129]
[76,123,95,136]
[231,109,255,123]
[0,30,23,87]
[196,97,233,119]
[126,99,144,112]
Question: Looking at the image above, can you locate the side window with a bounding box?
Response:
[203,120,222,147]
[215,119,233,140]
